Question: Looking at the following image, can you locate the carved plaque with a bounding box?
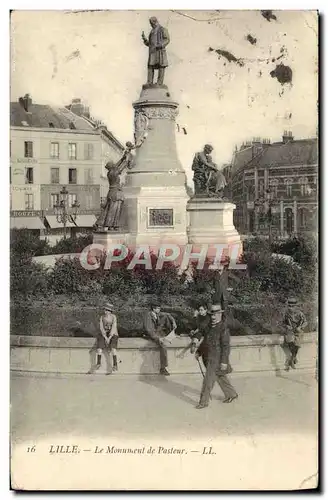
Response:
[141,107,178,120]
[148,208,174,227]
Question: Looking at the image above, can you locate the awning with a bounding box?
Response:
[45,216,76,228]
[10,217,45,230]
[74,215,97,227]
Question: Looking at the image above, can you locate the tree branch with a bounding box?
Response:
[171,10,231,22]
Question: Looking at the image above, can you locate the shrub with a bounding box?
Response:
[102,267,144,297]
[48,257,94,295]
[243,236,271,254]
[133,262,182,297]
[50,234,93,255]
[10,255,49,298]
[230,276,261,304]
[271,234,318,268]
[10,229,51,258]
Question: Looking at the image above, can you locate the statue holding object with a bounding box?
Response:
[94,139,144,231]
[192,144,227,198]
[142,16,170,86]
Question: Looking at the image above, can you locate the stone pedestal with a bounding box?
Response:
[92,231,128,248]
[187,197,242,254]
[122,84,189,247]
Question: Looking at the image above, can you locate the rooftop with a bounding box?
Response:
[10,95,124,151]
[11,95,96,132]
[231,132,318,174]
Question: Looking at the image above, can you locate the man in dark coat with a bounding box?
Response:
[190,304,211,368]
[196,304,238,409]
[144,301,177,375]
[142,17,170,85]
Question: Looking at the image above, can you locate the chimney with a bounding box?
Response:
[282,130,294,143]
[252,137,263,157]
[69,98,89,117]
[19,93,32,112]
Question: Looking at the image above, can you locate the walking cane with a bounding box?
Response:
[197,357,205,378]
[197,357,212,400]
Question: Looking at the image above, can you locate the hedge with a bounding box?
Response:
[10,231,318,337]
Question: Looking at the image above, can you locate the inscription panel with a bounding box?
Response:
[148,208,174,227]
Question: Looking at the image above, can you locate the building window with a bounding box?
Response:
[50,194,60,208]
[85,194,93,209]
[299,208,306,227]
[268,178,278,197]
[85,168,94,184]
[50,142,59,158]
[68,143,77,160]
[284,178,293,197]
[246,185,255,201]
[259,181,264,196]
[25,193,34,210]
[68,193,77,208]
[299,177,310,196]
[24,141,33,158]
[84,143,94,160]
[69,168,77,184]
[25,167,34,184]
[51,168,60,184]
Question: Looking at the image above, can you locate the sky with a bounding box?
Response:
[10,10,318,181]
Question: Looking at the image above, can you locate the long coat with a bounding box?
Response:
[147,25,170,68]
[206,320,233,376]
[144,311,176,341]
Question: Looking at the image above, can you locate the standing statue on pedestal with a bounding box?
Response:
[142,16,170,86]
[192,144,227,198]
[95,142,139,231]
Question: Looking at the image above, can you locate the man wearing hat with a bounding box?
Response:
[89,302,119,373]
[196,303,238,409]
[283,297,307,370]
[144,301,177,375]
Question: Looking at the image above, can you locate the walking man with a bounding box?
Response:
[144,301,177,375]
[283,297,307,371]
[196,304,238,409]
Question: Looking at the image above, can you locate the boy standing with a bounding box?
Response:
[283,297,307,371]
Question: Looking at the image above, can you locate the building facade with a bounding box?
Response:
[10,95,123,244]
[224,131,318,238]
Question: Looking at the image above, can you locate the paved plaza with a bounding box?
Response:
[10,371,318,490]
[11,371,317,441]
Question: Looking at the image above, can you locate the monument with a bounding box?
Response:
[187,145,241,253]
[94,16,189,249]
[93,16,241,256]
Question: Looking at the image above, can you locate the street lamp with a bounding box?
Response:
[254,188,279,244]
[54,186,80,239]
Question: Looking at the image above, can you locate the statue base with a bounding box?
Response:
[121,83,188,248]
[122,185,188,247]
[186,197,242,256]
[93,231,128,249]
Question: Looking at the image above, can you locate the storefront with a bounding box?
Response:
[10,210,45,236]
